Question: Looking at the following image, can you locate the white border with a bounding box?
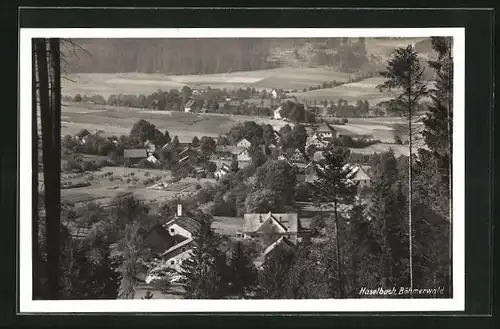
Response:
[19,28,465,313]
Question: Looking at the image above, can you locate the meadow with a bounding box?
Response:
[62,67,352,98]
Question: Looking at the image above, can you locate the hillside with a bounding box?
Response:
[62,37,434,76]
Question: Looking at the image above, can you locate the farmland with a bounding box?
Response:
[62,67,352,98]
[59,166,216,207]
[290,77,435,104]
[60,103,292,140]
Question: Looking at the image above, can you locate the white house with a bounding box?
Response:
[270,89,278,99]
[274,106,283,120]
[237,149,252,162]
[215,163,231,179]
[236,138,251,149]
[146,154,160,164]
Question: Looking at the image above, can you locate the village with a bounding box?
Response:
[59,109,375,298]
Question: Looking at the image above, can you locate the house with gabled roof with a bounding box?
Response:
[253,236,295,269]
[236,138,251,149]
[237,148,251,162]
[147,204,203,271]
[215,163,231,179]
[243,212,300,244]
[178,146,200,162]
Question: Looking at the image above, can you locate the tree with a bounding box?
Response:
[423,37,453,187]
[258,243,295,299]
[199,136,216,155]
[255,160,296,206]
[192,136,200,148]
[180,216,228,299]
[206,161,217,173]
[129,119,157,144]
[262,124,276,146]
[365,151,409,289]
[245,188,282,213]
[290,124,308,152]
[377,44,428,294]
[309,147,357,297]
[163,129,172,145]
[228,241,258,298]
[278,124,292,149]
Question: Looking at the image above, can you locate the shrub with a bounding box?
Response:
[126,178,131,183]
[109,176,115,181]
[144,171,151,177]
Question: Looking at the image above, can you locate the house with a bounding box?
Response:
[237,149,252,162]
[346,165,372,188]
[253,236,295,269]
[215,163,231,179]
[306,134,329,150]
[142,223,188,256]
[273,106,283,120]
[236,138,251,149]
[124,149,147,164]
[184,99,196,113]
[316,120,338,140]
[157,204,202,271]
[243,212,300,244]
[163,204,201,239]
[146,154,160,164]
[212,146,244,161]
[76,128,91,139]
[178,147,200,162]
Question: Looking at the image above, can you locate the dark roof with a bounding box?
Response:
[215,146,244,155]
[76,128,91,138]
[243,212,299,234]
[179,147,199,158]
[166,216,202,234]
[124,149,147,159]
[143,224,189,253]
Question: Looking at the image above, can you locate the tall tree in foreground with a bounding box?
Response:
[376,45,428,294]
[309,147,357,297]
[180,216,228,299]
[36,38,62,299]
[365,150,409,289]
[228,241,258,298]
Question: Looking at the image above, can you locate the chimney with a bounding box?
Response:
[177,204,182,217]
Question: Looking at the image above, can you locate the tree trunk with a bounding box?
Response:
[447,39,453,297]
[333,200,344,297]
[36,38,59,299]
[407,84,413,298]
[32,39,40,298]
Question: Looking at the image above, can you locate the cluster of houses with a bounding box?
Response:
[139,203,305,284]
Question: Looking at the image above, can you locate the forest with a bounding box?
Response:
[63,38,379,75]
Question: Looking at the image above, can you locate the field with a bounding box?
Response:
[60,103,237,140]
[59,166,217,208]
[60,102,291,139]
[290,77,395,104]
[62,68,351,98]
[290,77,435,105]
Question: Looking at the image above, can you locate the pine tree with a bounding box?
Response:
[228,241,258,298]
[179,217,228,299]
[377,45,428,294]
[309,146,357,297]
[366,151,409,289]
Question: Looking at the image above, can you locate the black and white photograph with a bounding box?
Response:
[19,27,464,313]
